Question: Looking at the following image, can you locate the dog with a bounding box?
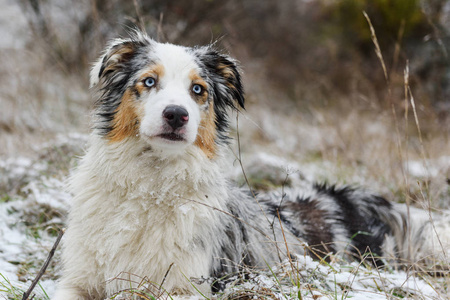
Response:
[52,31,450,299]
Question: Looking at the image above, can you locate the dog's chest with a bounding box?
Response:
[69,143,229,291]
[84,185,221,294]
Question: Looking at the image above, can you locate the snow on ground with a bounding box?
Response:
[405,156,450,179]
[0,134,85,299]
[0,177,68,299]
[0,135,449,299]
[220,255,449,299]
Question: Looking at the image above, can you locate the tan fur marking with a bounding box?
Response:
[108,90,141,143]
[217,62,238,93]
[135,64,166,94]
[189,70,208,104]
[194,103,217,159]
[189,69,205,83]
[217,62,235,79]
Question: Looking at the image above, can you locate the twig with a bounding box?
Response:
[276,210,298,282]
[233,113,271,225]
[270,172,290,259]
[179,195,275,243]
[22,229,65,300]
[160,263,174,290]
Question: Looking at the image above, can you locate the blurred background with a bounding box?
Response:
[1,0,449,206]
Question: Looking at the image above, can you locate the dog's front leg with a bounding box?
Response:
[52,283,103,300]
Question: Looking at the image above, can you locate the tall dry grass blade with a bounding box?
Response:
[392,19,405,74]
[132,0,146,32]
[363,11,389,84]
[363,11,407,193]
[403,61,410,184]
[157,13,167,43]
[417,183,448,264]
[403,62,413,265]
[408,86,426,162]
[406,62,448,267]
[404,61,430,189]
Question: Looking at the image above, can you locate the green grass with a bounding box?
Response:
[0,273,24,299]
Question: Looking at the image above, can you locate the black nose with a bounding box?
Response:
[163,105,189,130]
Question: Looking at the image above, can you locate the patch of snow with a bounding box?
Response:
[405,156,450,178]
[0,154,71,299]
[221,254,448,300]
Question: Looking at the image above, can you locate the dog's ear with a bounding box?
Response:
[90,34,152,88]
[90,40,134,88]
[90,32,152,136]
[198,49,245,110]
[213,53,245,110]
[90,40,133,88]
[195,49,245,142]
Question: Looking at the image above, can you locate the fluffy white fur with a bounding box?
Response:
[53,138,227,298]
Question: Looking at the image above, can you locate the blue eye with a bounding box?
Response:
[192,84,203,95]
[144,77,156,88]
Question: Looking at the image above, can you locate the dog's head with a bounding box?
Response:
[90,32,244,159]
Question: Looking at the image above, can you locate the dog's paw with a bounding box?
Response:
[51,287,91,300]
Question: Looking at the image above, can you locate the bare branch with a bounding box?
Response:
[22,229,65,300]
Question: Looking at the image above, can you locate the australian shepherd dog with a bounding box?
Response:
[53,31,449,299]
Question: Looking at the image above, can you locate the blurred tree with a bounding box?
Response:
[18,0,450,109]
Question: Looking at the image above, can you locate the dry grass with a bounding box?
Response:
[0,47,90,158]
[235,84,449,209]
[231,10,449,211]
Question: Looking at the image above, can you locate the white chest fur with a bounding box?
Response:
[62,136,228,296]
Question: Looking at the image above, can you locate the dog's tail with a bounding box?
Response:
[261,185,449,270]
[382,203,450,270]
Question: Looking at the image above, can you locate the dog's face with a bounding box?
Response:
[90,32,244,159]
